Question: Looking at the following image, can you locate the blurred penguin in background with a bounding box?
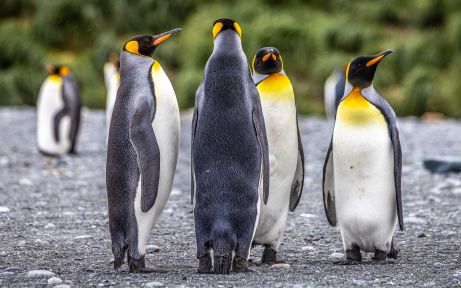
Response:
[36,64,81,156]
[324,66,346,120]
[104,52,120,132]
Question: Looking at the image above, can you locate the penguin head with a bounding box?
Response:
[45,64,71,77]
[346,50,392,88]
[212,18,242,40]
[123,28,182,57]
[252,47,283,75]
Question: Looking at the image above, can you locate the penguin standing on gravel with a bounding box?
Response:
[104,52,120,131]
[324,66,346,120]
[106,28,182,273]
[251,47,304,264]
[191,18,270,274]
[36,65,81,156]
[323,50,403,264]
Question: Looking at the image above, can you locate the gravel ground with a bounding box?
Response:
[0,107,460,287]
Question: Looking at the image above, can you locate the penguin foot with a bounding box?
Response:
[261,246,286,265]
[372,250,387,264]
[387,242,400,260]
[345,246,362,264]
[233,255,252,273]
[128,256,150,273]
[213,255,232,274]
[197,254,213,274]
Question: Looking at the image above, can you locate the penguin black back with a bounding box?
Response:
[192,18,269,274]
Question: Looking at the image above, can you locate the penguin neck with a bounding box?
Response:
[253,70,286,86]
[213,30,243,55]
[120,51,154,81]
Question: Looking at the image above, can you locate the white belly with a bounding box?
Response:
[134,62,180,255]
[104,64,120,130]
[36,77,71,155]
[333,120,397,252]
[254,99,298,249]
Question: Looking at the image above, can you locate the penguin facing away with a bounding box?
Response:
[36,65,81,156]
[324,66,346,120]
[323,50,403,264]
[191,18,270,274]
[106,28,182,273]
[251,47,305,264]
[104,52,120,132]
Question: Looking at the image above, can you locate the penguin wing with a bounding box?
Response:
[129,99,160,213]
[252,90,270,204]
[62,76,82,151]
[322,139,337,226]
[364,91,404,231]
[191,81,204,205]
[289,112,305,211]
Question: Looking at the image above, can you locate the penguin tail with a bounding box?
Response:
[213,255,232,274]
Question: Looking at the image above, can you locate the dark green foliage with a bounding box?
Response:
[0,0,459,116]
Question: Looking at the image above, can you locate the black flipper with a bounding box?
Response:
[191,81,204,205]
[363,89,404,231]
[289,112,305,212]
[62,76,81,153]
[53,107,67,143]
[252,101,270,205]
[322,138,336,226]
[129,99,160,213]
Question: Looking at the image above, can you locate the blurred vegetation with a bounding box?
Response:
[1,0,461,117]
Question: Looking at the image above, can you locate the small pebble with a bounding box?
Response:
[0,207,10,213]
[301,246,316,251]
[19,178,33,186]
[44,223,56,229]
[17,240,26,246]
[417,233,426,238]
[271,263,291,269]
[146,244,160,252]
[75,235,92,240]
[329,252,345,259]
[48,277,63,285]
[27,270,55,278]
[145,281,164,287]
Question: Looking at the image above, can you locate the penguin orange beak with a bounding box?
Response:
[153,28,182,46]
[262,52,277,62]
[366,50,393,67]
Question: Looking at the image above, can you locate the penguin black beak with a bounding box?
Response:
[153,28,183,46]
[366,50,392,67]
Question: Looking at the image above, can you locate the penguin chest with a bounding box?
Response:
[333,92,397,249]
[36,76,71,154]
[150,61,180,209]
[254,76,298,245]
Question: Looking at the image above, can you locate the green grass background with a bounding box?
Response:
[1,0,460,117]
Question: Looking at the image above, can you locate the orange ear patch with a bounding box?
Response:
[59,66,70,77]
[125,41,140,55]
[233,22,242,38]
[212,22,223,39]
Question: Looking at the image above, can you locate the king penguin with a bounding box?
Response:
[104,52,120,132]
[106,28,182,273]
[251,47,304,264]
[324,66,346,120]
[191,18,270,274]
[322,50,403,264]
[36,65,81,156]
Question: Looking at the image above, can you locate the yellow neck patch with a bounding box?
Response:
[47,75,62,83]
[257,73,294,102]
[337,88,385,125]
